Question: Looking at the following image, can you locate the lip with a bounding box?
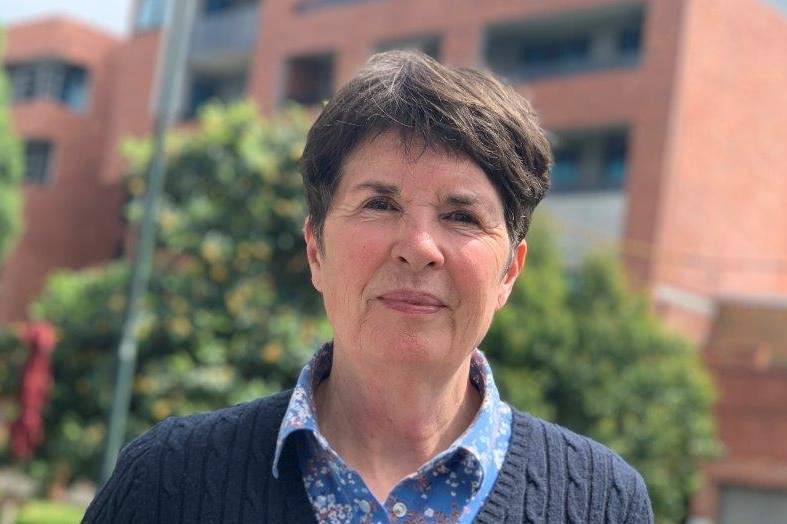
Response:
[377,290,446,314]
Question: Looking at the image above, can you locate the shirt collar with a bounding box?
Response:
[272,341,507,482]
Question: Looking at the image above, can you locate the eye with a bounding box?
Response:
[445,210,480,225]
[363,197,397,211]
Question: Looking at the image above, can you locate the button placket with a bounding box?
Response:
[392,501,407,518]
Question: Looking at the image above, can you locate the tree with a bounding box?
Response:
[485,219,719,524]
[0,25,26,467]
[8,102,329,483]
[0,28,25,265]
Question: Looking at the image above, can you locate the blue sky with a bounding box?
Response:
[1,0,133,36]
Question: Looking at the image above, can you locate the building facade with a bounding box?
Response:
[1,18,127,323]
[3,0,787,521]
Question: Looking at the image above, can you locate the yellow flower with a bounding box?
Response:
[134,376,155,394]
[210,264,228,282]
[261,342,282,364]
[169,296,189,314]
[152,399,172,421]
[108,293,126,313]
[289,143,304,161]
[251,242,271,260]
[128,177,146,196]
[233,254,250,271]
[134,318,153,341]
[158,208,178,232]
[168,316,192,338]
[201,240,222,263]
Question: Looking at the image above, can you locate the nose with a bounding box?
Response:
[390,215,445,271]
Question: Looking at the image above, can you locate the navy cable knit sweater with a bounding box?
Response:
[83,389,653,523]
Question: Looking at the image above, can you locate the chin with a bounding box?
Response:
[364,330,451,368]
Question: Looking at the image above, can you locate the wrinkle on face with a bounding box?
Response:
[306,131,525,377]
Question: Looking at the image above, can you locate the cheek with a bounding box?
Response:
[323,233,385,306]
[455,241,508,288]
[453,247,509,321]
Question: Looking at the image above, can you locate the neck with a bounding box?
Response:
[313,351,481,502]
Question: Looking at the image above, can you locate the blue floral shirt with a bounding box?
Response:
[273,343,513,524]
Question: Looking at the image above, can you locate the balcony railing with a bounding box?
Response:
[189,2,260,59]
[295,0,388,13]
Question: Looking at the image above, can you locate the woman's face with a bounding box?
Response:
[305,132,526,375]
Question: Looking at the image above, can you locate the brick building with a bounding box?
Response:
[3,0,787,521]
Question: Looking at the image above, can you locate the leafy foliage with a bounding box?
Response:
[16,102,329,482]
[0,29,25,263]
[15,500,84,524]
[485,219,719,524]
[0,327,26,459]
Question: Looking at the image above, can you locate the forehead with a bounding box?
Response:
[337,132,503,205]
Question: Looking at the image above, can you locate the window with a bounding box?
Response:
[7,63,36,102]
[376,35,441,60]
[552,148,582,191]
[190,0,260,58]
[23,140,55,185]
[550,128,629,193]
[603,135,627,188]
[135,0,167,32]
[720,486,787,524]
[283,53,334,106]
[485,4,645,80]
[183,70,247,119]
[204,0,258,14]
[5,60,89,111]
[61,65,89,110]
[296,0,384,13]
[521,37,590,77]
[619,27,642,57]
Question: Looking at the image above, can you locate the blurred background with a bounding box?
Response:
[0,0,786,522]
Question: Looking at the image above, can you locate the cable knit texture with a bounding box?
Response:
[83,390,653,523]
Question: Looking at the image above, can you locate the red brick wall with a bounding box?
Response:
[524,0,687,289]
[690,299,787,520]
[0,19,125,322]
[655,0,787,298]
[693,354,787,520]
[98,30,160,183]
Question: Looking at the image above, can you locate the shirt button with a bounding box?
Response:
[358,500,372,513]
[392,502,407,518]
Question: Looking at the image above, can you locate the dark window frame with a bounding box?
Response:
[5,59,90,111]
[375,34,442,60]
[204,0,258,14]
[295,0,386,14]
[182,69,248,120]
[549,128,630,193]
[23,139,56,185]
[484,5,646,81]
[283,52,335,106]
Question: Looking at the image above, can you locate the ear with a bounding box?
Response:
[496,240,527,310]
[303,216,324,293]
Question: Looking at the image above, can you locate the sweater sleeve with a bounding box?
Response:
[623,470,654,524]
[81,418,174,524]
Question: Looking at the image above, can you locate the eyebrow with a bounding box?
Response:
[350,180,494,214]
[351,181,400,196]
[443,194,479,208]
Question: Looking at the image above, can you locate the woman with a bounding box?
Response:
[84,51,653,523]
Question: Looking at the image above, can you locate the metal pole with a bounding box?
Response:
[100,0,193,482]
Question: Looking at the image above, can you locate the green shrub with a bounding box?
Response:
[15,500,84,524]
